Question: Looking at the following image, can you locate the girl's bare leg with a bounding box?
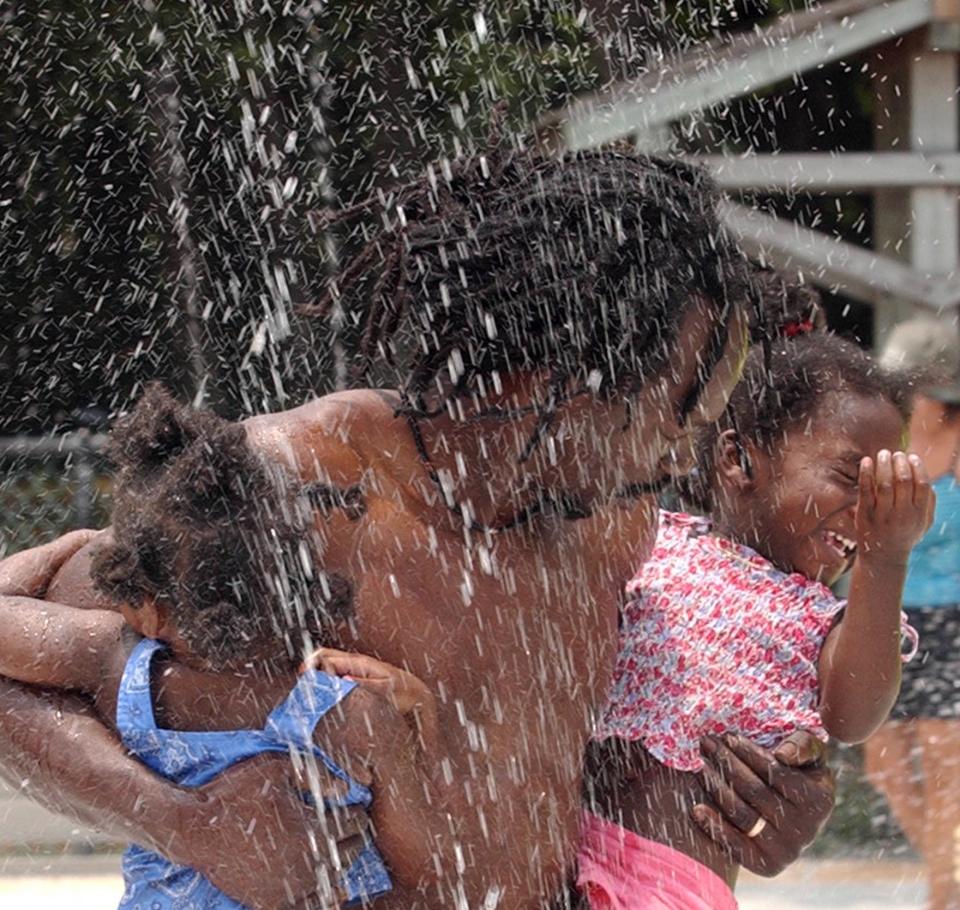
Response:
[864,721,926,850]
[917,719,960,910]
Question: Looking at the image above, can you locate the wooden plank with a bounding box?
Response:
[720,201,960,310]
[693,152,960,189]
[555,0,934,150]
[872,37,960,342]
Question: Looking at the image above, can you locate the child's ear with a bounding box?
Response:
[716,429,754,490]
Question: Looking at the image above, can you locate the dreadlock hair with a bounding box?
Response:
[684,333,915,513]
[306,144,756,440]
[91,384,351,667]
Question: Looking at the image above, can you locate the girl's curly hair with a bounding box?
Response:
[684,333,915,513]
[91,384,351,666]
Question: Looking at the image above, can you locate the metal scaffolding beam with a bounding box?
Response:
[693,152,960,190]
[547,0,947,151]
[721,201,960,311]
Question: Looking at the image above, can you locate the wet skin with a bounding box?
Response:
[586,737,740,884]
[722,391,909,587]
[584,731,837,888]
[590,391,919,888]
[0,299,831,909]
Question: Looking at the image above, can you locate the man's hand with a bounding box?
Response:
[692,730,835,876]
[171,754,372,909]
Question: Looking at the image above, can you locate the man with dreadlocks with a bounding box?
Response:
[0,146,835,908]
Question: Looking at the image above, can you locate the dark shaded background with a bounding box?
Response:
[0,0,874,435]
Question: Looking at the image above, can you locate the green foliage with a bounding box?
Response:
[1,2,333,430]
[0,460,111,557]
[429,6,603,137]
[311,2,607,197]
[0,1,882,414]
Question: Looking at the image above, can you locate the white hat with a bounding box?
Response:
[880,317,960,403]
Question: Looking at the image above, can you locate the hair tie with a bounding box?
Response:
[783,319,815,338]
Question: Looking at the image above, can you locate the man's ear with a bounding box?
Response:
[716,429,755,489]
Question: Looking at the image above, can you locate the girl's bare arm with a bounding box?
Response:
[0,530,100,598]
[0,595,123,694]
[312,650,449,893]
[819,451,934,742]
[0,530,124,695]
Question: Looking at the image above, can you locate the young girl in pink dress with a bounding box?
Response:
[578,328,932,910]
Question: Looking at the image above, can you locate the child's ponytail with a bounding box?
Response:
[93,386,354,666]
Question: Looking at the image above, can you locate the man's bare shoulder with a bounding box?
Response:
[242,389,403,484]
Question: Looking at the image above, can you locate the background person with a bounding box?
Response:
[865,317,960,910]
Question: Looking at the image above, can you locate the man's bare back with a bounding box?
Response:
[249,390,659,905]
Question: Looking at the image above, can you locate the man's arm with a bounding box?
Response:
[0,532,369,909]
[0,674,192,845]
[0,530,100,598]
[0,677,369,907]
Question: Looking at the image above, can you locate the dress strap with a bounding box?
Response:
[264,668,357,745]
[264,670,371,806]
[900,611,920,662]
[115,638,165,738]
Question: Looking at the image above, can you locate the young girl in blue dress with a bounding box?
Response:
[0,384,441,909]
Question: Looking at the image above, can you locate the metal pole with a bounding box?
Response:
[73,445,94,529]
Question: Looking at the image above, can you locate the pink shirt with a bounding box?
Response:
[596,511,917,772]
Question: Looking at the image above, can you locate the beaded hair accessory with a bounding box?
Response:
[783,319,815,338]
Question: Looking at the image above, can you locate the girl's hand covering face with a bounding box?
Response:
[855,451,936,562]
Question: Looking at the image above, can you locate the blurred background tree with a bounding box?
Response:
[2,0,876,433]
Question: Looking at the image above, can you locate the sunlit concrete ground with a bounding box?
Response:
[0,780,928,909]
[0,853,929,909]
[738,859,926,908]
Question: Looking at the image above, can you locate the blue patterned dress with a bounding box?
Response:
[116,638,392,909]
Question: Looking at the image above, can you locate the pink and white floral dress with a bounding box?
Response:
[595,511,917,771]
